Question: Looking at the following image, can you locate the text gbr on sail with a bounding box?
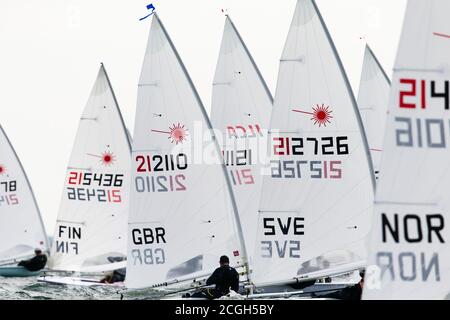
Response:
[130,227,166,265]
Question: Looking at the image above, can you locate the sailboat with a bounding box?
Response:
[210,15,273,266]
[250,0,375,292]
[125,13,249,291]
[0,125,49,277]
[363,0,450,300]
[38,64,131,286]
[357,45,391,180]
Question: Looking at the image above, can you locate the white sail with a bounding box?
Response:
[210,16,273,264]
[125,14,247,289]
[48,65,131,272]
[252,0,375,286]
[0,126,49,263]
[357,45,391,179]
[363,0,450,300]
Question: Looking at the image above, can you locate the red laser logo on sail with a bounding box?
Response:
[152,123,189,144]
[101,151,115,166]
[86,151,116,166]
[0,165,5,175]
[292,104,333,127]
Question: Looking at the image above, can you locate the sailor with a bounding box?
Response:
[186,255,240,299]
[17,248,47,271]
[100,256,126,284]
[314,269,365,300]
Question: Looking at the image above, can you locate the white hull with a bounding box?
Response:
[37,275,124,288]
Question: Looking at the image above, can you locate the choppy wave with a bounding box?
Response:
[0,277,164,300]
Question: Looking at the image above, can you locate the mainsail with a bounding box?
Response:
[48,65,131,272]
[125,14,247,289]
[363,0,450,300]
[211,16,273,263]
[357,45,391,179]
[0,126,49,263]
[252,0,375,286]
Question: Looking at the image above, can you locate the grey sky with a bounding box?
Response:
[0,0,407,232]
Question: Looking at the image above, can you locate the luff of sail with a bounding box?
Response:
[0,126,49,263]
[357,45,391,180]
[363,0,450,300]
[126,14,248,289]
[211,16,273,266]
[252,0,375,287]
[48,65,131,272]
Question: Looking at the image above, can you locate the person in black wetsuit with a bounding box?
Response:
[314,270,365,300]
[18,248,47,271]
[100,256,126,284]
[185,255,240,299]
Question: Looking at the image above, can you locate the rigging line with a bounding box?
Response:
[433,32,450,39]
[150,129,171,135]
[86,153,102,158]
[292,109,314,116]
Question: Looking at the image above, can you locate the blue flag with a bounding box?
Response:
[139,3,155,21]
